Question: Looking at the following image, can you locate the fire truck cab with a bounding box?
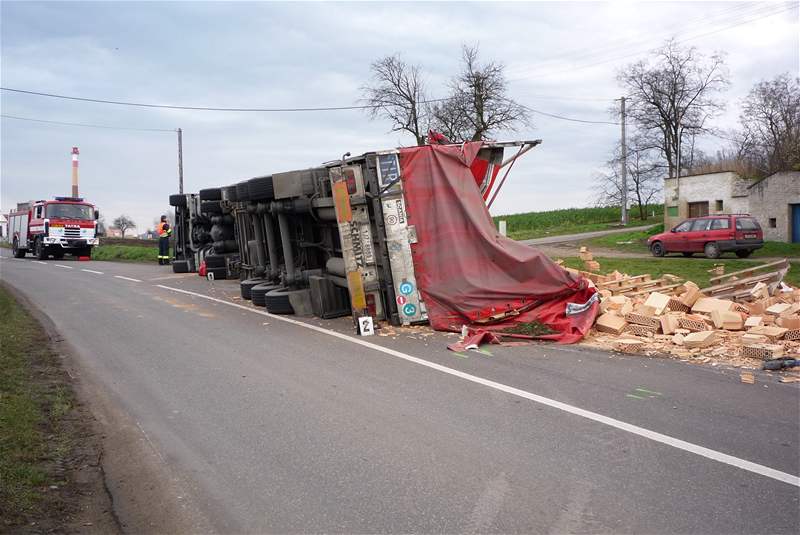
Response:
[9,197,99,260]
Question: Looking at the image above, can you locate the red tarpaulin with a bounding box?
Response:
[399,142,598,343]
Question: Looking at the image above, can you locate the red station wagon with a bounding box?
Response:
[647,214,764,259]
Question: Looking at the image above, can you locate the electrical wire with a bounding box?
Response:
[0,113,176,132]
[520,104,619,125]
[0,87,451,112]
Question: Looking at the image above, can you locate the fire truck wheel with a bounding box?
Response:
[35,239,48,260]
[240,278,266,300]
[172,260,190,273]
[264,288,295,315]
[12,239,26,258]
[199,188,222,201]
[169,194,187,207]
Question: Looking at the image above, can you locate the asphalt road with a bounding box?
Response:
[1,251,798,534]
[520,224,656,245]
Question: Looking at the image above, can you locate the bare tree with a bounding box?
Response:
[113,215,135,238]
[737,73,800,175]
[432,44,530,142]
[361,55,429,146]
[618,40,729,178]
[595,136,663,220]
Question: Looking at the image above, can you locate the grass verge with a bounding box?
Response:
[559,257,800,288]
[0,286,73,525]
[92,244,166,263]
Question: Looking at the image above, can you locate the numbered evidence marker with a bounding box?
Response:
[207,272,215,281]
[358,316,375,336]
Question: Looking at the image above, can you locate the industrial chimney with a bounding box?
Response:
[71,146,79,197]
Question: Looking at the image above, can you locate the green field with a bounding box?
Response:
[0,286,73,524]
[560,257,800,288]
[494,205,663,241]
[584,225,800,259]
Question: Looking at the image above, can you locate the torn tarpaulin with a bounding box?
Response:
[399,142,598,343]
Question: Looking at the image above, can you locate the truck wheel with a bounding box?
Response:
[235,181,251,202]
[12,239,26,258]
[199,188,222,201]
[251,283,281,307]
[649,241,665,257]
[247,176,274,201]
[735,249,753,258]
[172,259,190,273]
[265,288,295,315]
[35,239,48,260]
[240,278,265,300]
[169,194,187,207]
[53,250,65,260]
[704,242,721,259]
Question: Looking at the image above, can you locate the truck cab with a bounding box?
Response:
[9,197,99,260]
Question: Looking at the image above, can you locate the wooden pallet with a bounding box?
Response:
[701,263,790,300]
[708,259,789,285]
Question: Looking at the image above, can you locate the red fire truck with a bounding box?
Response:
[8,197,99,260]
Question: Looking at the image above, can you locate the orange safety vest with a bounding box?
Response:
[157,222,171,238]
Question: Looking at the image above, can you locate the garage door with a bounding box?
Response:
[688,201,709,218]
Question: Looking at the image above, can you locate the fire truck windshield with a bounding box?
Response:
[46,203,94,220]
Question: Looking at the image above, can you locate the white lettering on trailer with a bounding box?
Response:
[154,282,800,489]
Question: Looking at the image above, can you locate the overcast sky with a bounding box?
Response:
[2,1,798,233]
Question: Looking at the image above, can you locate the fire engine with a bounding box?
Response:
[8,197,100,260]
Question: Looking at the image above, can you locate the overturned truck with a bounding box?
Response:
[169,140,598,342]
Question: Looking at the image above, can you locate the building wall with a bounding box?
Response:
[663,171,749,229]
[747,171,800,242]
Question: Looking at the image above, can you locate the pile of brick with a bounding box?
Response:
[582,261,800,368]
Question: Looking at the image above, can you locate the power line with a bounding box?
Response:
[521,104,619,125]
[0,113,176,132]
[0,87,451,112]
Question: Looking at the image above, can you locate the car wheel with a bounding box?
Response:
[735,249,753,258]
[650,241,665,257]
[35,239,48,260]
[240,278,266,300]
[169,194,187,207]
[199,188,222,201]
[12,239,26,258]
[704,242,721,259]
[265,287,295,314]
[682,252,693,257]
[251,283,281,307]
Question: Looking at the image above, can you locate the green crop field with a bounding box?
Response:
[92,244,167,262]
[494,205,663,241]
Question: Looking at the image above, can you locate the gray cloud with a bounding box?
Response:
[2,1,797,232]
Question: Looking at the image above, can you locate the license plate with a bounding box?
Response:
[745,234,756,239]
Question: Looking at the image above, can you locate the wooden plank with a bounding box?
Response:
[624,283,684,297]
[708,259,788,284]
[701,269,786,296]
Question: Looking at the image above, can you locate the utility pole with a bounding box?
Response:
[619,96,628,226]
[177,128,184,194]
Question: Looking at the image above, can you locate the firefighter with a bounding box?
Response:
[156,215,172,265]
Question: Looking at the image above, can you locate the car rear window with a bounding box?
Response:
[735,218,760,231]
[691,219,711,231]
[710,218,730,230]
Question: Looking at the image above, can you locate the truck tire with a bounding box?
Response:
[52,250,65,260]
[704,242,721,259]
[251,283,281,307]
[12,239,26,258]
[265,288,295,315]
[207,267,227,280]
[204,254,226,269]
[35,239,48,260]
[224,184,239,202]
[247,176,274,201]
[236,181,251,202]
[199,188,222,201]
[240,278,265,300]
[201,201,223,215]
[169,194,187,207]
[172,259,190,273]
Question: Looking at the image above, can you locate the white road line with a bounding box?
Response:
[114,275,142,283]
[33,260,47,265]
[155,284,799,488]
[54,264,73,269]
[82,269,105,275]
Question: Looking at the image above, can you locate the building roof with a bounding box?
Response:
[663,170,740,181]
[746,170,800,189]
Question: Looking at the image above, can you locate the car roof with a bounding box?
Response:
[689,213,752,219]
